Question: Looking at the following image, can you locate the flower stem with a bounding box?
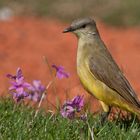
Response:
[87,120,94,140]
[34,80,53,118]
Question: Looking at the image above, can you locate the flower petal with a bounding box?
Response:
[6,74,16,80]
[9,85,16,91]
[16,87,24,94]
[52,64,70,79]
[61,105,75,119]
[16,67,23,79]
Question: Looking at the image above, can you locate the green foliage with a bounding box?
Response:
[0,0,140,26]
[102,0,140,26]
[0,98,140,139]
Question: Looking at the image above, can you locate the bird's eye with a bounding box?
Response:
[81,24,86,28]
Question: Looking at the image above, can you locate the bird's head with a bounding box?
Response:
[63,18,98,38]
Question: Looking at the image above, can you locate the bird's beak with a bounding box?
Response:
[63,26,75,33]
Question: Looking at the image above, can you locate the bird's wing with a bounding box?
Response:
[88,47,140,108]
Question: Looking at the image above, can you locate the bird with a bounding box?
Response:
[63,17,140,121]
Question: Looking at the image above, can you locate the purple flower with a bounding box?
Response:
[7,68,46,103]
[61,95,84,119]
[52,64,69,79]
[28,80,45,102]
[32,80,45,93]
[28,92,41,102]
[7,68,31,102]
[71,95,84,112]
[7,67,23,80]
[61,105,75,119]
[12,91,29,102]
[9,77,31,92]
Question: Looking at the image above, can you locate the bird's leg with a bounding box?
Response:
[99,101,111,124]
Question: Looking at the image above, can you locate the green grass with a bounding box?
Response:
[0,98,140,140]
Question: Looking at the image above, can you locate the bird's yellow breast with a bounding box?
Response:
[77,58,108,101]
[76,40,108,101]
[77,58,126,106]
[76,42,122,106]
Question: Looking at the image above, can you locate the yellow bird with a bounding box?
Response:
[63,17,140,121]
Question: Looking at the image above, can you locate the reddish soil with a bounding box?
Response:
[0,17,140,112]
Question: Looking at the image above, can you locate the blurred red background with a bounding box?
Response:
[0,17,140,112]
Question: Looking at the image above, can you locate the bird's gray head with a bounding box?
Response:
[63,18,98,38]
